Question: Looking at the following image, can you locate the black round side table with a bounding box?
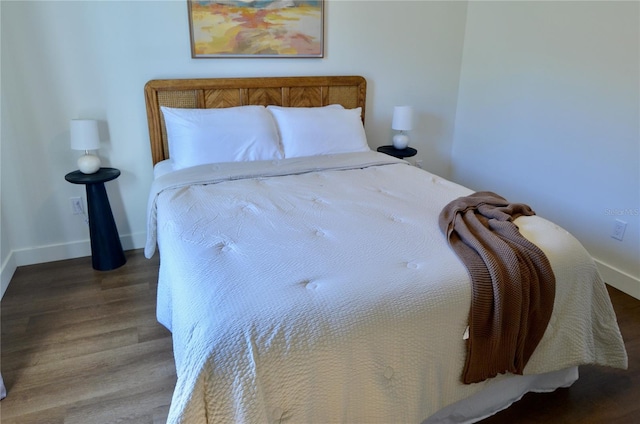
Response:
[377,145,418,159]
[65,167,126,271]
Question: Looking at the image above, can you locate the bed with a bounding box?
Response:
[143,76,627,423]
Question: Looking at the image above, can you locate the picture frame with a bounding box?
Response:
[188,0,324,58]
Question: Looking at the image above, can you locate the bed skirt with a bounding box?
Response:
[423,367,579,424]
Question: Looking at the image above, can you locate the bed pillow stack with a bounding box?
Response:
[161,104,370,169]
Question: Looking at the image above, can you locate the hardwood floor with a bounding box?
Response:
[1,249,638,423]
[0,250,174,423]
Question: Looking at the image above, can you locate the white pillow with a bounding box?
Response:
[316,104,345,109]
[161,105,283,169]
[267,106,370,158]
[153,159,175,179]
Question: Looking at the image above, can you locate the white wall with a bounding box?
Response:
[3,1,637,300]
[0,0,468,295]
[452,1,640,297]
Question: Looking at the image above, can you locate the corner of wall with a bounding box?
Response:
[594,258,640,301]
[1,251,17,300]
[0,231,146,300]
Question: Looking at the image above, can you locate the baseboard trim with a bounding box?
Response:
[594,258,640,300]
[0,232,146,300]
[1,251,17,300]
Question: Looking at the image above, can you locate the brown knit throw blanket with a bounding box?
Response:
[439,191,556,384]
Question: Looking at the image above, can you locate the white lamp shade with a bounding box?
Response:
[70,119,100,151]
[392,106,413,131]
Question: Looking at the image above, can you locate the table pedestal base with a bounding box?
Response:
[86,183,126,271]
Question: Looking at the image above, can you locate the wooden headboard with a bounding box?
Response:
[144,76,367,165]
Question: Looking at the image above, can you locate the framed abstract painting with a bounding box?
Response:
[188,0,324,58]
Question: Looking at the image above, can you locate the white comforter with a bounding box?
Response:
[145,151,627,424]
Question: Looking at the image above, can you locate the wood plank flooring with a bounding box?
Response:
[1,248,638,423]
[1,250,174,423]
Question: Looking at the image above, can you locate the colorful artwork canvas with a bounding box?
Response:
[188,0,324,58]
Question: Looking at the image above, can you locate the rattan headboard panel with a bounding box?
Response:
[144,76,367,165]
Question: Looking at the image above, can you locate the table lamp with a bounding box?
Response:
[70,119,101,174]
[392,106,413,150]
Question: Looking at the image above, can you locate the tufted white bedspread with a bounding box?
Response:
[145,151,627,424]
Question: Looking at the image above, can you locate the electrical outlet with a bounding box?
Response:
[70,197,84,215]
[611,219,627,241]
